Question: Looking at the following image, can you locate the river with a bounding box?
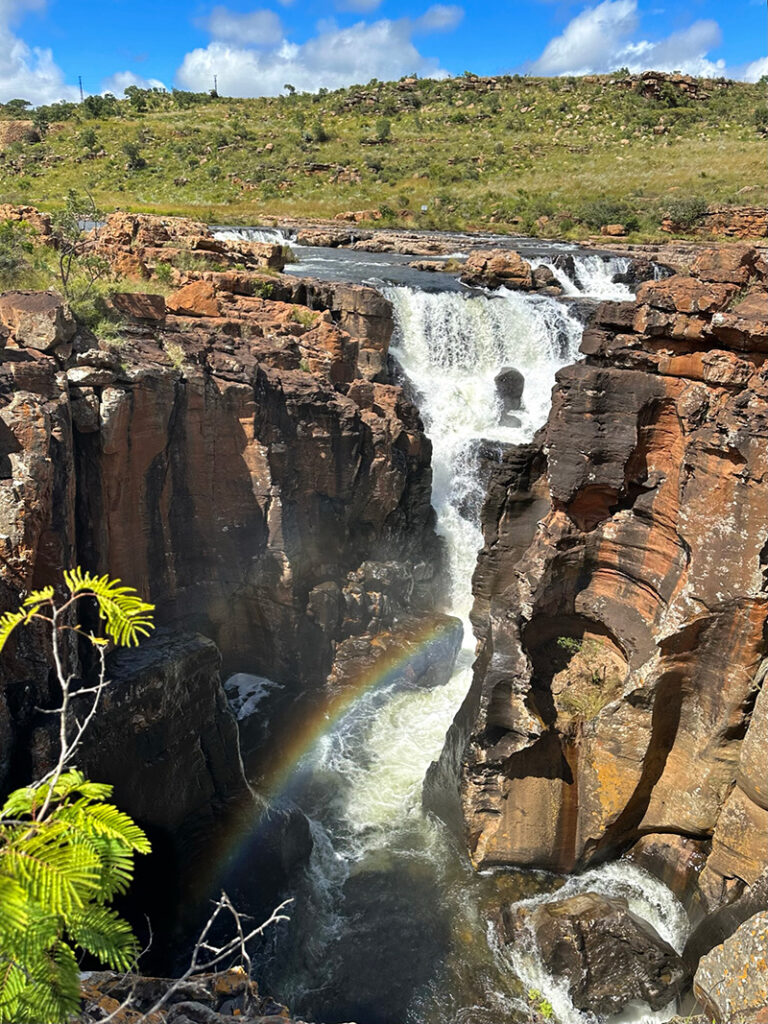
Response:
[212,228,687,1024]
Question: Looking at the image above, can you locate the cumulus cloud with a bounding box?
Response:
[743,55,768,82]
[0,0,79,104]
[100,70,167,96]
[207,6,284,47]
[177,6,461,97]
[530,0,727,78]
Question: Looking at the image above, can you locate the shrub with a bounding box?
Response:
[0,569,154,1023]
[312,120,329,143]
[375,117,391,142]
[122,140,146,170]
[0,220,36,289]
[577,198,639,232]
[154,260,174,285]
[79,127,98,153]
[664,194,708,229]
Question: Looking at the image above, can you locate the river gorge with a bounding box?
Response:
[0,210,765,1024]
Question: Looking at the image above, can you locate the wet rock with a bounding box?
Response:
[626,835,709,919]
[0,290,76,351]
[494,366,525,413]
[694,910,768,1022]
[499,892,689,1016]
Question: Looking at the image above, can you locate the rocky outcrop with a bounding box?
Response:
[90,212,287,277]
[0,290,76,351]
[694,910,768,1022]
[0,213,446,971]
[0,121,39,149]
[499,892,689,1015]
[0,214,440,787]
[460,250,561,293]
[661,204,768,239]
[439,244,767,918]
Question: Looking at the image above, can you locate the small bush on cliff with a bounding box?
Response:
[0,570,154,1023]
[0,220,37,288]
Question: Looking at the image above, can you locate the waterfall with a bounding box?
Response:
[213,225,293,245]
[244,269,685,1024]
[385,286,583,618]
[531,254,634,300]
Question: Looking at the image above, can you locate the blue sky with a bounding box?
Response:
[1,0,766,105]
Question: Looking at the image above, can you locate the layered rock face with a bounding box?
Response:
[0,214,439,721]
[449,245,767,916]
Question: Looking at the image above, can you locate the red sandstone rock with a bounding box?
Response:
[109,291,166,322]
[442,247,768,907]
[460,250,535,290]
[166,280,220,317]
[694,911,768,1021]
[0,290,76,351]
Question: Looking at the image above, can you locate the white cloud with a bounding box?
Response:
[177,10,460,97]
[532,0,638,75]
[100,70,167,96]
[414,4,464,33]
[530,0,727,78]
[743,55,768,82]
[207,6,284,47]
[0,0,79,104]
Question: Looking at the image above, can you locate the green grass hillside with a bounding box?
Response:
[0,71,765,238]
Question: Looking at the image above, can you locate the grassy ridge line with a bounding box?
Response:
[0,72,765,239]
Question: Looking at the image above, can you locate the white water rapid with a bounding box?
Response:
[249,263,687,1024]
[214,225,293,245]
[531,254,634,299]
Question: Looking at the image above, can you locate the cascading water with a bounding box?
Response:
[385,285,582,616]
[214,225,293,245]
[531,254,634,300]
[241,258,687,1024]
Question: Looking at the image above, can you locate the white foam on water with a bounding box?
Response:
[531,254,634,300]
[503,862,689,1024]
[223,672,282,721]
[386,285,583,619]
[213,225,292,245]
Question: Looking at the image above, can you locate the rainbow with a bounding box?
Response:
[195,613,462,897]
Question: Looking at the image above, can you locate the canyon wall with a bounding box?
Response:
[444,245,767,924]
[0,216,445,938]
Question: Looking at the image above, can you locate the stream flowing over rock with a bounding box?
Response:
[498,892,689,1015]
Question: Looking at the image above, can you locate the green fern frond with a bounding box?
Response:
[0,876,30,932]
[63,568,155,646]
[0,612,26,654]
[21,587,55,609]
[1,827,101,914]
[0,959,27,1019]
[67,904,137,971]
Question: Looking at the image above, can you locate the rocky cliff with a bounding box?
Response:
[0,212,447,956]
[431,243,768,1009]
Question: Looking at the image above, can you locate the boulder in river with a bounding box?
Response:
[498,892,689,1016]
[494,366,525,414]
